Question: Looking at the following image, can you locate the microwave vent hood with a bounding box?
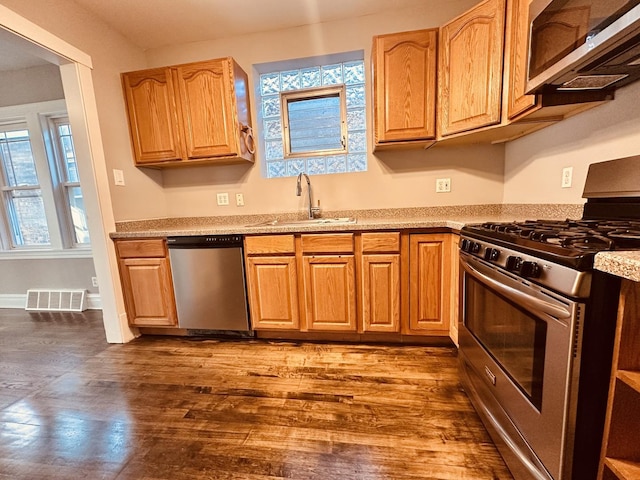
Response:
[527,1,640,94]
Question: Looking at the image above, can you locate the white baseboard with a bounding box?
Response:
[0,293,102,310]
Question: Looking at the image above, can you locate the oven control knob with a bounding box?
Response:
[470,241,481,254]
[484,248,500,261]
[460,239,470,252]
[520,261,541,278]
[506,256,522,271]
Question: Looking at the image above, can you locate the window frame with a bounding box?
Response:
[45,115,90,247]
[0,100,91,258]
[280,85,347,159]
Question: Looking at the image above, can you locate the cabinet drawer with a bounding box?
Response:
[245,235,295,255]
[301,234,354,253]
[361,232,400,253]
[116,239,166,258]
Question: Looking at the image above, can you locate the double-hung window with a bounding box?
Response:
[0,100,90,255]
[0,124,49,247]
[48,116,90,245]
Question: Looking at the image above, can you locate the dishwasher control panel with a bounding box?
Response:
[167,235,243,248]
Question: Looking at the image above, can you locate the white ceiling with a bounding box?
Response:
[0,0,429,72]
[71,0,430,50]
[0,45,50,72]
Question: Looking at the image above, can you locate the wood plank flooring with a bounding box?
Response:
[0,309,513,479]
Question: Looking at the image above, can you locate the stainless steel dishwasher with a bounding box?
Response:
[167,235,251,333]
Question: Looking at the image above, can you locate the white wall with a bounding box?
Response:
[0,64,63,106]
[504,81,640,204]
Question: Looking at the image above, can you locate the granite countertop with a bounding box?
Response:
[110,203,639,281]
[111,204,583,238]
[594,251,640,282]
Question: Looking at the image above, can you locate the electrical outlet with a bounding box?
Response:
[91,276,98,288]
[236,193,244,206]
[562,167,573,188]
[436,178,451,193]
[216,192,229,206]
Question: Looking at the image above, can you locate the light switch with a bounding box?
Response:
[113,169,125,186]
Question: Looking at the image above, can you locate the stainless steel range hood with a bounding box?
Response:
[583,155,640,198]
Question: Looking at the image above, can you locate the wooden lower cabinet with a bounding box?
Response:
[115,239,177,327]
[407,234,452,335]
[302,255,357,332]
[361,253,400,333]
[449,235,460,345]
[244,231,455,339]
[245,256,299,330]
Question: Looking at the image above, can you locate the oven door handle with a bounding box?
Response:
[461,259,572,320]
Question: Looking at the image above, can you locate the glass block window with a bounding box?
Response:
[258,58,367,178]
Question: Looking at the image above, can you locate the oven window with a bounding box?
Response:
[465,276,546,410]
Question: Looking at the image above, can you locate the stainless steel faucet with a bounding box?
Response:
[296,173,320,219]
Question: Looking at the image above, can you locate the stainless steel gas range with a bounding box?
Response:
[458,156,640,480]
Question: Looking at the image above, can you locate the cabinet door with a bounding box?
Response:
[408,234,451,335]
[362,254,400,333]
[507,0,540,119]
[373,29,437,145]
[303,255,357,332]
[245,256,300,330]
[175,59,239,160]
[438,0,506,136]
[122,68,183,164]
[119,257,177,327]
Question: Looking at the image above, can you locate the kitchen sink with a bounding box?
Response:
[246,217,357,227]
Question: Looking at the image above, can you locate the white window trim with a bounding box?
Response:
[0,99,88,256]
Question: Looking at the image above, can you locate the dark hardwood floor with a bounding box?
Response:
[0,309,512,479]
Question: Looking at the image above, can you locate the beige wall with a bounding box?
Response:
[0,258,97,294]
[0,0,167,221]
[0,62,96,297]
[143,0,505,218]
[7,0,638,223]
[504,81,640,204]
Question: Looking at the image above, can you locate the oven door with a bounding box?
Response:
[459,252,583,480]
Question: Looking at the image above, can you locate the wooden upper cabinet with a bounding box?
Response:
[122,68,183,164]
[507,0,539,119]
[175,60,238,160]
[122,57,254,168]
[372,29,438,149]
[438,0,506,137]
